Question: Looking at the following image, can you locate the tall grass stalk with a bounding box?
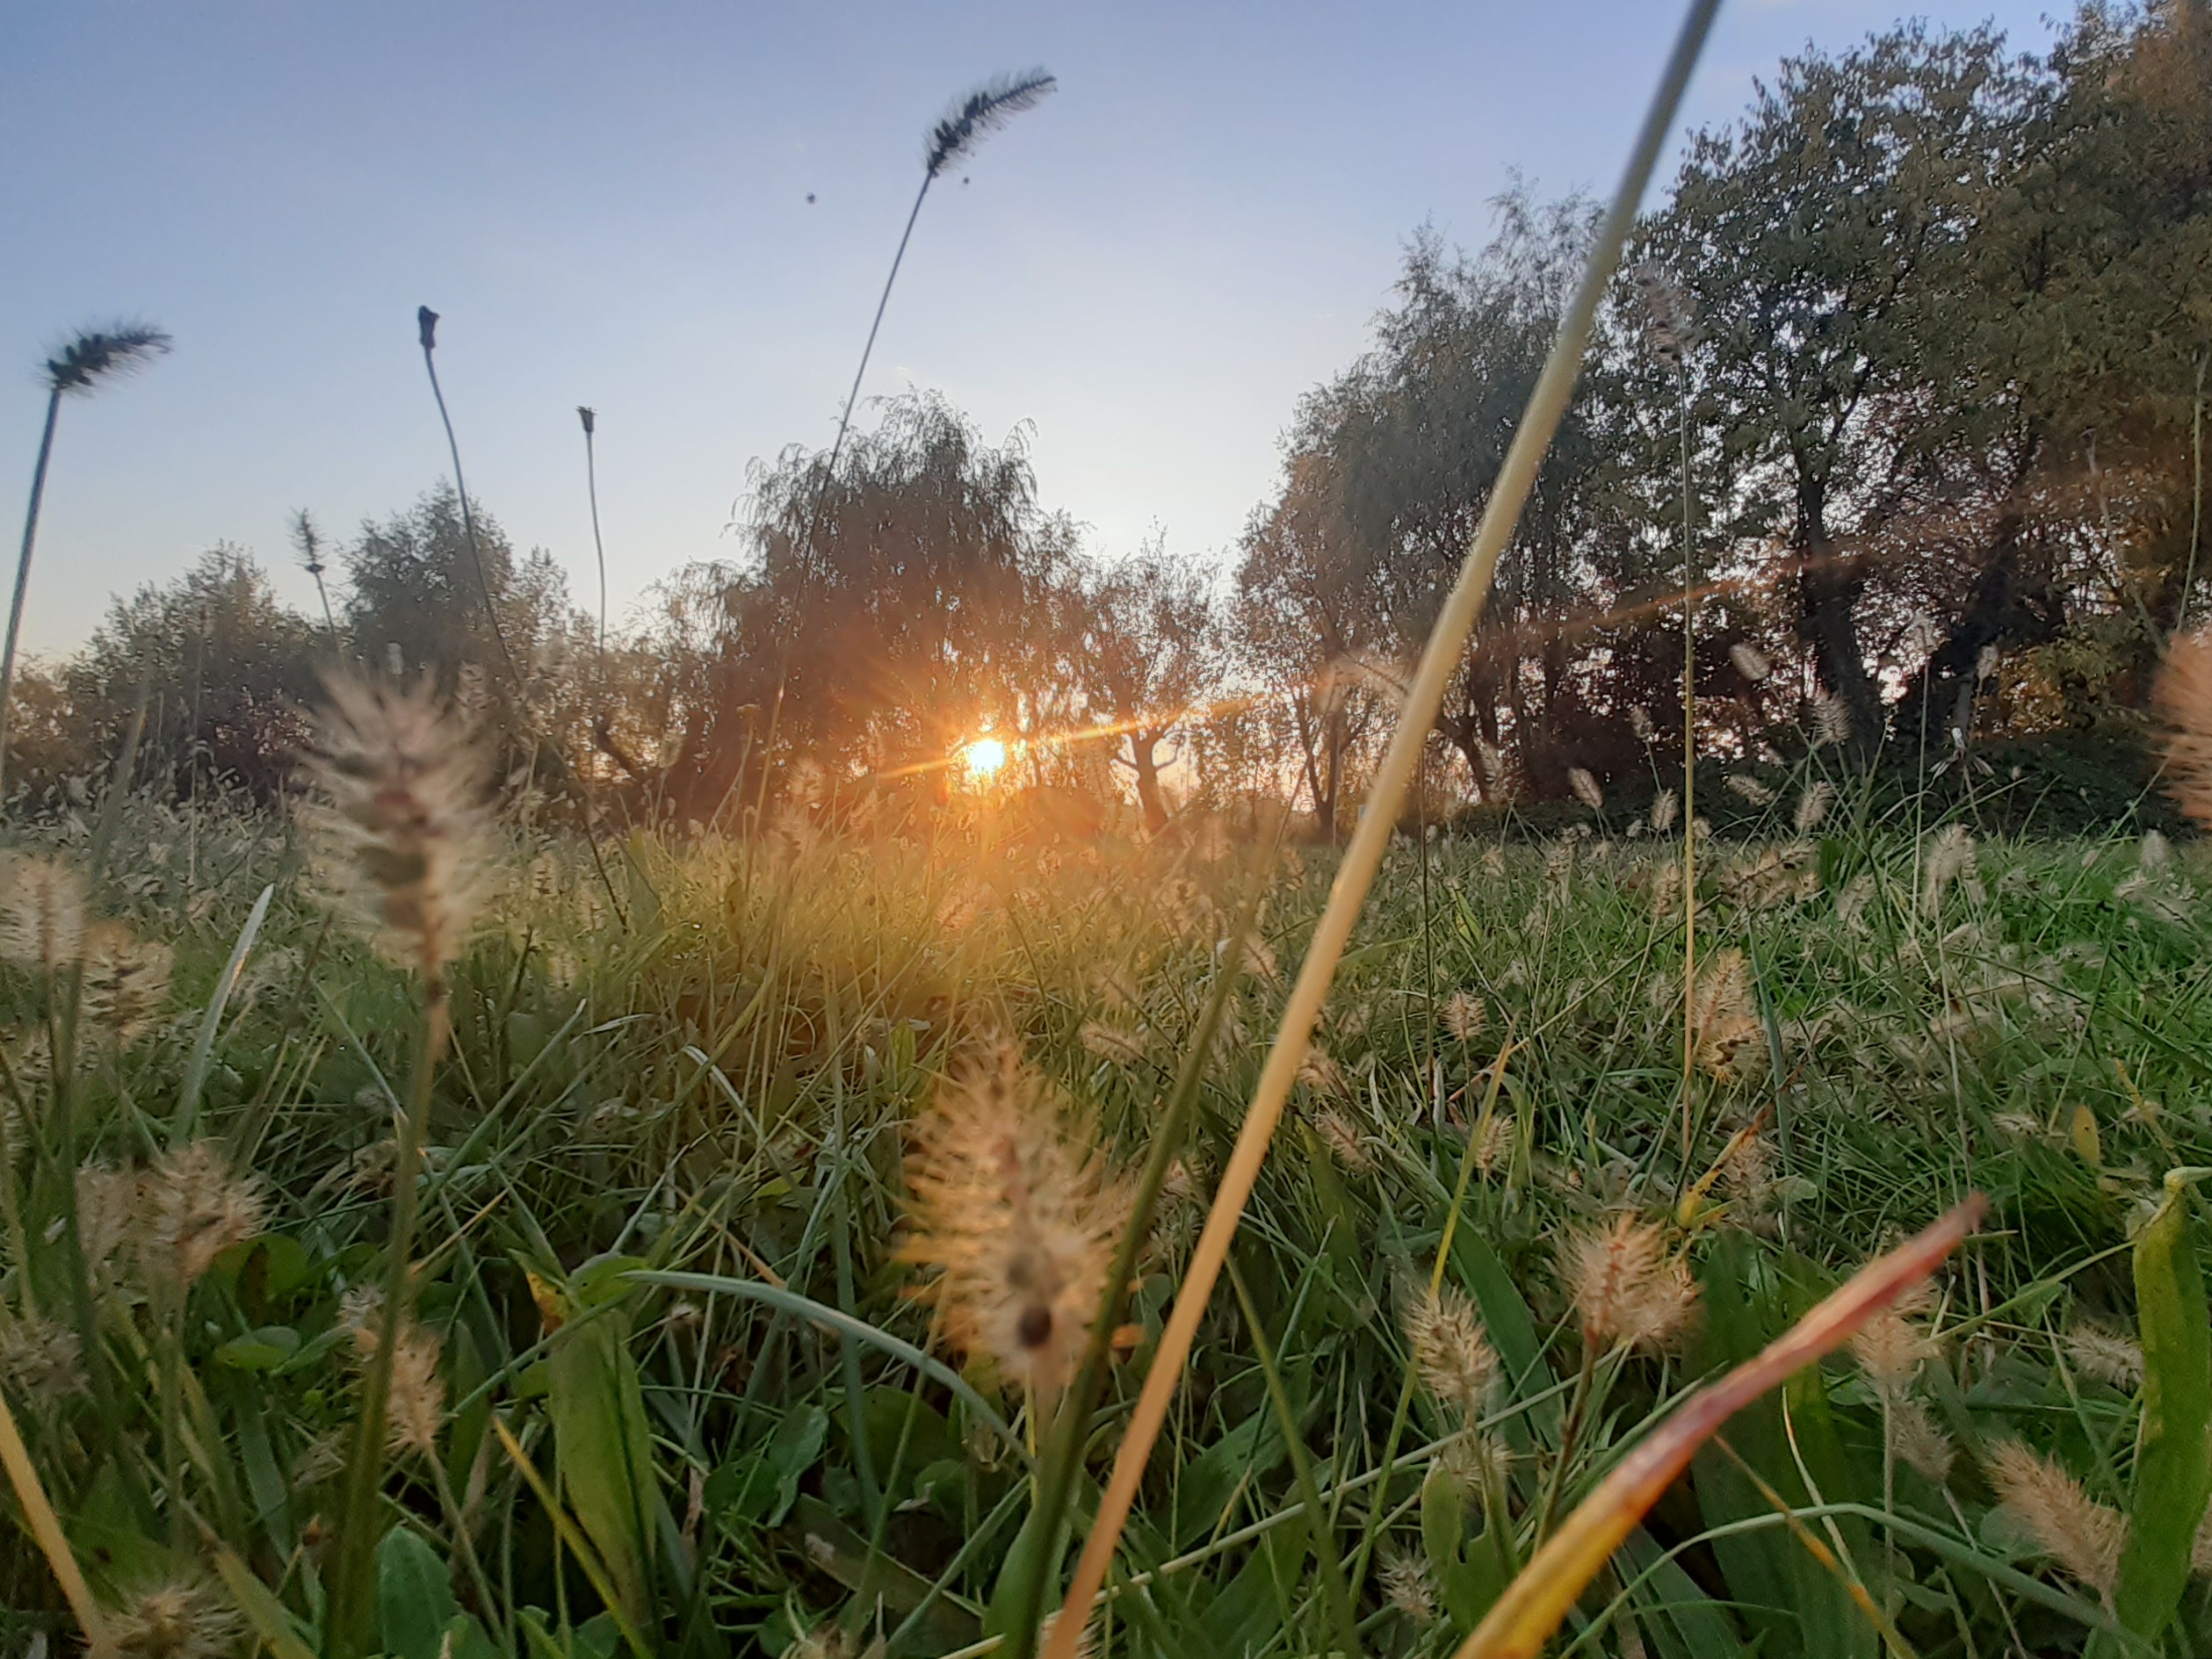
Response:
[416,307,518,686]
[327,965,449,1658]
[0,323,170,798]
[1041,8,1723,1650]
[1000,878,1263,1659]
[579,407,608,688]
[754,71,1054,825]
[2182,349,2206,629]
[293,508,339,641]
[1676,353,1698,1166]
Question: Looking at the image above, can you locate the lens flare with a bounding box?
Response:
[962,737,1008,783]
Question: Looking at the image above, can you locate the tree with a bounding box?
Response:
[1071,545,1222,833]
[62,547,320,801]
[1233,193,1626,807]
[1638,25,2048,754]
[675,393,1078,819]
[343,484,574,716]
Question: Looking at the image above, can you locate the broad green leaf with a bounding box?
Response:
[548,1309,657,1632]
[1171,1412,1282,1552]
[705,1403,827,1528]
[1422,1463,1482,1634]
[213,1326,300,1371]
[2108,1177,2212,1650]
[377,1526,459,1659]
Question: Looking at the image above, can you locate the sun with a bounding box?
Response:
[961,736,1008,784]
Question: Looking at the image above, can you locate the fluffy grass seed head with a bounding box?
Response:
[341,1286,447,1455]
[1629,265,1698,367]
[899,1045,1130,1401]
[1811,694,1853,749]
[1651,790,1679,834]
[1923,826,1977,915]
[1984,1440,2126,1599]
[75,1162,143,1275]
[1297,1046,1348,1098]
[1315,1107,1370,1171]
[1794,781,1836,834]
[1442,989,1487,1043]
[1690,948,1760,1080]
[2063,1325,2145,1391]
[1890,1394,1955,1484]
[44,323,172,396]
[1724,774,1775,806]
[1472,1110,1514,1178]
[1568,768,1605,811]
[1565,1215,1700,1352]
[1406,1281,1497,1422]
[148,1141,264,1288]
[1078,1020,1147,1067]
[0,854,87,973]
[0,1316,83,1404]
[1730,643,1771,682]
[111,1576,243,1659]
[80,921,173,1048]
[303,671,497,978]
[1381,1547,1438,1625]
[1851,1302,1941,1396]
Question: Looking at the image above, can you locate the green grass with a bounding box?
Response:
[3,783,2210,1658]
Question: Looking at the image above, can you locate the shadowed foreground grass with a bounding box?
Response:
[1,785,2209,1657]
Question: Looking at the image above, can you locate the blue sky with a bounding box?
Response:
[0,0,2061,655]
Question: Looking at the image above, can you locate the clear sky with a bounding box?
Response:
[1,0,2062,657]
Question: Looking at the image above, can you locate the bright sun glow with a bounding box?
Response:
[961,737,1008,783]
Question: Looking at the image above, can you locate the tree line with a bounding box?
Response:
[15,6,2208,837]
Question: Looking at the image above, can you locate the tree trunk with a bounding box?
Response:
[1789,475,1881,757]
[1890,509,2016,753]
[1128,731,1170,835]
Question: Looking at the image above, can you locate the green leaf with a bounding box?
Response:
[1448,1230,1559,1446]
[548,1310,658,1632]
[1172,1412,1282,1552]
[377,1526,459,1659]
[705,1403,826,1528]
[212,1544,317,1659]
[1421,1464,1480,1635]
[213,1326,300,1372]
[2108,1177,2212,1650]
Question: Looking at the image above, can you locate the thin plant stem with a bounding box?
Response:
[327,977,450,1659]
[417,312,519,688]
[0,389,62,802]
[1040,10,1724,1650]
[2182,350,2207,631]
[1342,1047,1514,1605]
[1001,875,1267,1659]
[1678,357,1697,1166]
[580,408,608,687]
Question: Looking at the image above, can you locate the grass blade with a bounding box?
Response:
[0,1386,105,1651]
[176,880,273,1142]
[2108,1168,2212,1648]
[1450,1196,1985,1659]
[1043,7,1724,1651]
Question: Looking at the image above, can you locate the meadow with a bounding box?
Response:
[2,4,2207,1654]
[2,734,2209,1659]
